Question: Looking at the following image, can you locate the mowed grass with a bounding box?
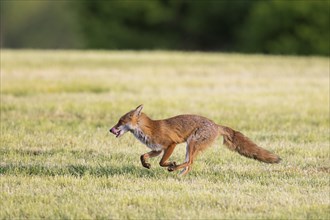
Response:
[1,50,329,219]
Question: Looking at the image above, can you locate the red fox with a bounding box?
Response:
[110,105,281,175]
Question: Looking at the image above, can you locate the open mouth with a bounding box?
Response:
[114,130,122,138]
[110,127,123,138]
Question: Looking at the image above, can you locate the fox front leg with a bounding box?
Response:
[140,150,162,169]
[159,144,177,168]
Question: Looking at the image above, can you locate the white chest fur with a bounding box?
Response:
[132,128,163,151]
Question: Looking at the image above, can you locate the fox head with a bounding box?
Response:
[109,104,143,138]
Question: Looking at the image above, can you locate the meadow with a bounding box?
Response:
[1,50,329,219]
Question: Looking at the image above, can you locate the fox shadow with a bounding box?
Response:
[0,148,164,178]
[0,162,161,178]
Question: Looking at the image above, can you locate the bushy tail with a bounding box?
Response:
[218,125,281,163]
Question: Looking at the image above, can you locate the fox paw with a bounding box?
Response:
[143,163,151,169]
[168,162,177,172]
[169,161,176,167]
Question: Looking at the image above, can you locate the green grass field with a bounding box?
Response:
[1,50,329,219]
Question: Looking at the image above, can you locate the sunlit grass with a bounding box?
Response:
[1,50,329,219]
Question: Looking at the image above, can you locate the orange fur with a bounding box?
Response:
[110,105,281,175]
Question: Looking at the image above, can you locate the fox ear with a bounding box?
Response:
[134,104,143,116]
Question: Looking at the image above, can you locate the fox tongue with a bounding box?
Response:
[110,127,121,137]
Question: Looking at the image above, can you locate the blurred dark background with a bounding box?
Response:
[1,0,329,55]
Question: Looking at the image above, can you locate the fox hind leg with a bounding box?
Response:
[168,140,197,174]
[168,127,218,175]
[179,144,196,175]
